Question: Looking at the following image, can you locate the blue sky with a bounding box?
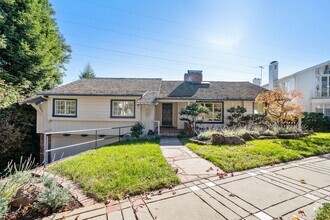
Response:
[50,0,330,85]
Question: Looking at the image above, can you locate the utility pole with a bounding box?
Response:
[258,66,264,84]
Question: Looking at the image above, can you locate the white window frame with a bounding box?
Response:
[53,99,77,117]
[111,100,135,118]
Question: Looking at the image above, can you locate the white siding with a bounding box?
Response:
[36,95,146,133]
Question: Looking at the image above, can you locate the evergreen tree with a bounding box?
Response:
[0,0,71,96]
[0,0,71,171]
[79,63,96,79]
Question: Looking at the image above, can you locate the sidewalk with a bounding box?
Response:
[160,137,222,182]
[44,151,330,220]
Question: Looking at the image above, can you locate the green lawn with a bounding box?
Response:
[47,140,180,201]
[181,133,330,172]
[316,203,330,220]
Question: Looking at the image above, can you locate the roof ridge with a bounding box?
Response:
[82,77,162,80]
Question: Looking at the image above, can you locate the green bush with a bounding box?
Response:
[36,178,70,211]
[302,112,330,132]
[227,106,247,126]
[130,122,145,138]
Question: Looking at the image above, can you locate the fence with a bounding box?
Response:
[43,125,133,165]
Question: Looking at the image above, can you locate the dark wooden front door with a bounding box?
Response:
[162,103,173,126]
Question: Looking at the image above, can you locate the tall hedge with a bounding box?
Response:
[302,112,330,132]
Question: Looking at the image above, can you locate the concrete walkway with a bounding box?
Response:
[160,137,222,182]
[45,153,330,220]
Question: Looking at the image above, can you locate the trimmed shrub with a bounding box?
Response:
[130,122,145,138]
[302,112,330,132]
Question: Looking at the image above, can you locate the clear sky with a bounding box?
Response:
[50,0,330,85]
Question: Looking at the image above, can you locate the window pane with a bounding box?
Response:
[322,77,328,97]
[204,103,213,121]
[214,103,223,121]
[55,100,65,115]
[66,100,76,115]
[112,101,134,117]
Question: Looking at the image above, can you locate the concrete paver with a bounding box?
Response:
[221,177,297,210]
[147,193,223,220]
[275,166,330,188]
[160,137,221,182]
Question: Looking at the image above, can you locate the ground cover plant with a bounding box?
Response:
[47,140,180,201]
[316,203,330,220]
[181,133,330,172]
[0,158,79,219]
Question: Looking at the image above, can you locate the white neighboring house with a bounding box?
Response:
[261,60,330,119]
[24,70,267,162]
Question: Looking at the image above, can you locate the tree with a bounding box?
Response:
[255,88,304,126]
[226,106,247,126]
[79,63,96,79]
[0,0,71,96]
[0,0,71,171]
[179,103,209,135]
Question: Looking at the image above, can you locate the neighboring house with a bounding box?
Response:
[24,70,266,161]
[261,60,330,118]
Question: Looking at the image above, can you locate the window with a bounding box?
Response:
[53,99,77,117]
[322,76,328,97]
[111,100,135,118]
[198,102,223,123]
[316,66,330,97]
[254,102,265,114]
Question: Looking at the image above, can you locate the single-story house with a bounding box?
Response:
[24,70,267,161]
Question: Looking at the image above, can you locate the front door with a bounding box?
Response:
[162,103,173,126]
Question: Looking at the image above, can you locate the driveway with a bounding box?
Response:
[45,143,330,220]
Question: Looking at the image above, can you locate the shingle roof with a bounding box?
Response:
[38,78,162,104]
[36,78,267,104]
[158,81,267,101]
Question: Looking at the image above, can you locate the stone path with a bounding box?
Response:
[160,137,222,182]
[44,152,330,220]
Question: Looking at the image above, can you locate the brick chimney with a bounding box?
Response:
[184,70,203,84]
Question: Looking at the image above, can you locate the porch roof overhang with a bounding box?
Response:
[22,95,47,105]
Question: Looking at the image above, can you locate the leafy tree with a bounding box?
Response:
[226,106,247,126]
[0,79,21,108]
[179,103,209,135]
[255,88,304,126]
[79,63,96,79]
[0,0,71,95]
[0,0,71,171]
